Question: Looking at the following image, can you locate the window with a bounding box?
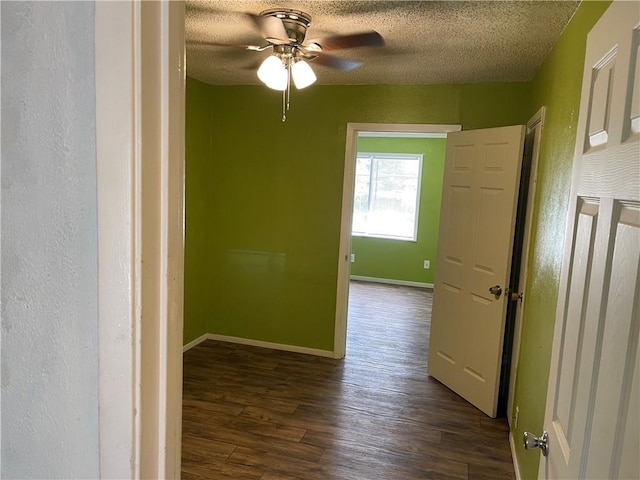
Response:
[352,153,423,241]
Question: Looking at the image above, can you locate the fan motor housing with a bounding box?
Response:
[260,9,312,44]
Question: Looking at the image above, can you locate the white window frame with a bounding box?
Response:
[351,152,423,242]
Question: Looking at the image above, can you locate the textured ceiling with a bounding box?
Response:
[186,0,580,86]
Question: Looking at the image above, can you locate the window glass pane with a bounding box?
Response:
[352,156,371,233]
[352,153,422,240]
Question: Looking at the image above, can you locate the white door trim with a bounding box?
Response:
[0,3,3,471]
[334,123,461,359]
[507,106,546,424]
[95,2,185,478]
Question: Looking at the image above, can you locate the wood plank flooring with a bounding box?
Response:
[182,281,516,479]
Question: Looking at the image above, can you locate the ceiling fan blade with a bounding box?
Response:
[311,53,362,71]
[247,14,289,45]
[187,40,264,50]
[307,31,384,51]
[240,57,265,71]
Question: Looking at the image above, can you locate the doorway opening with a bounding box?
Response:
[336,117,543,418]
[334,123,461,359]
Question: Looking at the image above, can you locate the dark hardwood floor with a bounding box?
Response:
[182,281,516,479]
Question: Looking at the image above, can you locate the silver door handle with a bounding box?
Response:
[489,285,502,298]
[523,431,548,457]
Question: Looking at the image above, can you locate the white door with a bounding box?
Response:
[537,2,640,479]
[428,125,525,418]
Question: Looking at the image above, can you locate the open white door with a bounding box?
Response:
[533,2,640,478]
[428,125,525,418]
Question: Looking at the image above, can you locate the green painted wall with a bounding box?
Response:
[350,137,446,284]
[183,4,615,474]
[183,78,212,345]
[182,81,530,352]
[510,2,611,478]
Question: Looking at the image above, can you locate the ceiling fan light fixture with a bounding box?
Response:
[291,60,317,89]
[257,55,288,90]
[264,72,288,91]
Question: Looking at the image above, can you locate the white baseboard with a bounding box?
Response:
[350,275,434,290]
[184,333,335,358]
[182,333,209,352]
[509,433,522,480]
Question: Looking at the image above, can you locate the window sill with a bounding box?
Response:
[352,233,417,243]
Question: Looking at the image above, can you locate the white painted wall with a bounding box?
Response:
[1,2,100,478]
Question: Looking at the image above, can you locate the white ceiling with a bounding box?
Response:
[185,0,580,86]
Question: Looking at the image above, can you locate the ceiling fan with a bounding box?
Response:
[189,9,384,121]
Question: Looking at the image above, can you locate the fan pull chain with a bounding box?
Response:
[282,88,286,122]
[281,62,287,122]
[281,60,292,122]
[287,61,291,112]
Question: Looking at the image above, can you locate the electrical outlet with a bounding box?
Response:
[423,260,430,269]
[350,253,355,263]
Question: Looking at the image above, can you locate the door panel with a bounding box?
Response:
[554,200,598,447]
[618,359,639,480]
[540,2,640,478]
[628,28,640,136]
[583,204,639,479]
[429,125,525,418]
[445,186,473,269]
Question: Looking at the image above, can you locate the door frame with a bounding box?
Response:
[95,2,185,478]
[334,122,462,359]
[504,107,546,423]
